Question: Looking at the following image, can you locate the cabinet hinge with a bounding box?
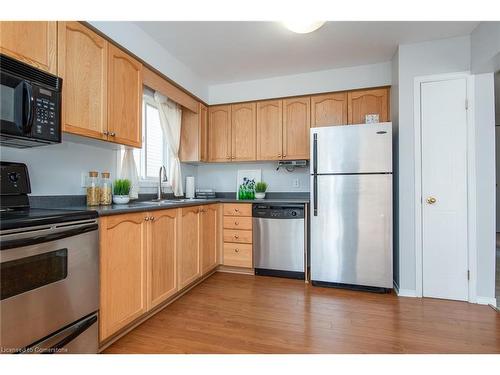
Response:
[467,270,470,280]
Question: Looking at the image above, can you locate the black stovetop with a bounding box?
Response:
[0,208,98,231]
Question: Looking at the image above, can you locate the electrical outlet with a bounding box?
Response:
[292,178,300,188]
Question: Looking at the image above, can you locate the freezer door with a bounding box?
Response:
[311,123,392,174]
[310,174,392,288]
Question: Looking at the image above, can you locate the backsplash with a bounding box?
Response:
[195,162,310,192]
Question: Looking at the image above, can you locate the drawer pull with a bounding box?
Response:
[234,208,239,212]
[234,221,239,225]
[234,235,239,239]
[234,248,239,253]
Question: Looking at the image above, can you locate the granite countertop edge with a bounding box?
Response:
[30,194,310,217]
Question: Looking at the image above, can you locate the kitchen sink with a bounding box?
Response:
[133,198,207,206]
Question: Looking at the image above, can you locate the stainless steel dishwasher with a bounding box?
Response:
[253,204,305,280]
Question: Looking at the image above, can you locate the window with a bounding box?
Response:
[129,94,170,183]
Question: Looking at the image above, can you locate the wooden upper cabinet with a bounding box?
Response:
[107,44,143,147]
[58,22,108,140]
[208,105,232,162]
[180,103,208,162]
[347,87,390,124]
[200,204,219,274]
[283,96,311,160]
[311,92,347,127]
[0,21,57,74]
[178,206,201,289]
[100,213,148,341]
[199,104,208,161]
[256,100,283,161]
[148,209,178,309]
[231,103,256,161]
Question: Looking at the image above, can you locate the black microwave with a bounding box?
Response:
[0,54,62,148]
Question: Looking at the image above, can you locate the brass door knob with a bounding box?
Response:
[426,197,437,204]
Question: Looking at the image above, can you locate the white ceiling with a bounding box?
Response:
[134,21,478,85]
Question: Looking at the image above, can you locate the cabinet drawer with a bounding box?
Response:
[223,243,252,268]
[223,216,252,230]
[223,229,252,244]
[223,203,252,217]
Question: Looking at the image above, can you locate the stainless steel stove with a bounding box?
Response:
[0,162,99,354]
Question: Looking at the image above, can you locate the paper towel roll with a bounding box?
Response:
[185,176,195,199]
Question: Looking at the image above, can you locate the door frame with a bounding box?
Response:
[413,72,477,302]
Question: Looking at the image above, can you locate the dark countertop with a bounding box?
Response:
[30,193,309,217]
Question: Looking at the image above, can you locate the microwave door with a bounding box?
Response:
[1,74,34,136]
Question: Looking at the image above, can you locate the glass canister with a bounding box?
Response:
[100,172,112,205]
[86,171,100,206]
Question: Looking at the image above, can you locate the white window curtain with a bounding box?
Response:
[120,147,140,199]
[154,91,183,197]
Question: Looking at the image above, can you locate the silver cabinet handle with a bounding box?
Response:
[144,217,150,221]
[103,130,109,136]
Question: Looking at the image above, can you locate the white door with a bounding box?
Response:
[421,78,469,301]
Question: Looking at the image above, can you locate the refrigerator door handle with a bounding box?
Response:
[313,133,318,174]
[313,175,318,216]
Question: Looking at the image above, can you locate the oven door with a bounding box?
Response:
[0,71,34,138]
[0,220,99,353]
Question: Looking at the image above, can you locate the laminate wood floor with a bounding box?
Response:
[104,272,500,354]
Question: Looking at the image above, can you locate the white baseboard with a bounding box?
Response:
[476,296,497,306]
[396,289,418,297]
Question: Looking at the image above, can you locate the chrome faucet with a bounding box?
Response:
[157,165,168,200]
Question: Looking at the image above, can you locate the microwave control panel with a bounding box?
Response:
[32,85,60,142]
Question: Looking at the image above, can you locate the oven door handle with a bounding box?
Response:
[0,223,98,251]
[21,313,98,354]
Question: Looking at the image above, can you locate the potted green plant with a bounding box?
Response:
[113,179,131,204]
[255,181,268,199]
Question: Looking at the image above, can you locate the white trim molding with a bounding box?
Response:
[476,296,497,306]
[413,71,478,303]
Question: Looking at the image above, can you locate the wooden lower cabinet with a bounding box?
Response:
[100,212,148,341]
[222,203,253,269]
[178,206,202,289]
[100,204,220,343]
[148,209,179,309]
[200,204,220,274]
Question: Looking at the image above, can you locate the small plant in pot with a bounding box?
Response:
[255,181,268,199]
[113,179,131,204]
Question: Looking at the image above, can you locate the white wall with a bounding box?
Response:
[471,22,500,74]
[196,162,310,193]
[474,73,496,300]
[496,127,500,232]
[89,21,209,102]
[0,139,116,196]
[208,61,391,104]
[396,35,472,292]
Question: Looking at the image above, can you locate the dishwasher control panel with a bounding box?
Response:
[252,204,304,219]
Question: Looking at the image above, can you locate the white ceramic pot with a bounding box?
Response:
[113,195,130,205]
[255,192,266,199]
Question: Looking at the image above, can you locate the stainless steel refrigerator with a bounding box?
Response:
[310,123,393,290]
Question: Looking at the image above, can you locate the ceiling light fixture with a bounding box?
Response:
[282,21,326,34]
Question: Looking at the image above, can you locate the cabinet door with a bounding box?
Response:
[283,96,311,160]
[107,44,143,147]
[199,104,209,162]
[347,87,390,124]
[58,22,108,141]
[208,105,232,162]
[180,108,200,162]
[256,100,282,161]
[0,21,57,74]
[200,204,219,274]
[179,206,201,288]
[100,213,148,341]
[311,92,347,127]
[148,209,178,309]
[231,103,256,161]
